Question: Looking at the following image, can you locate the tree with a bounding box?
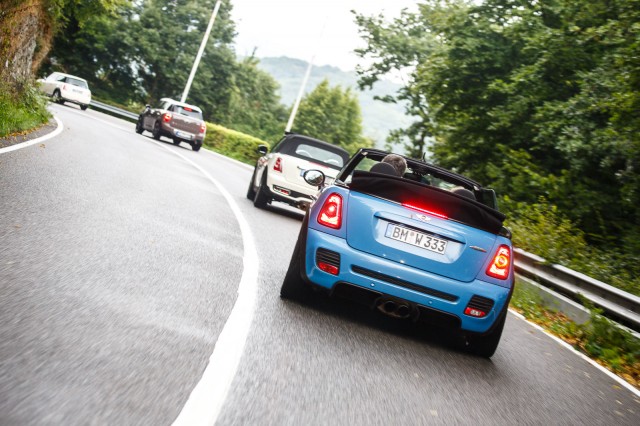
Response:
[354,0,640,251]
[225,56,289,142]
[293,79,371,153]
[0,0,123,85]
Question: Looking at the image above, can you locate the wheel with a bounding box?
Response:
[135,118,144,134]
[192,142,201,152]
[152,121,161,140]
[280,229,313,302]
[253,171,269,208]
[464,311,507,358]
[80,104,88,111]
[246,168,257,200]
[52,90,63,104]
[173,138,181,146]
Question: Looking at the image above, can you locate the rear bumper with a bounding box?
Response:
[265,172,315,209]
[303,228,513,333]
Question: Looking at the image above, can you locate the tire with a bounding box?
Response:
[52,90,63,104]
[246,167,257,200]
[192,142,201,152]
[173,138,181,146]
[280,229,313,302]
[464,311,507,358]
[135,118,144,134]
[152,121,162,140]
[253,171,269,208]
[80,104,88,111]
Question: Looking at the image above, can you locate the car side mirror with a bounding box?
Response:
[303,169,325,189]
[257,145,268,155]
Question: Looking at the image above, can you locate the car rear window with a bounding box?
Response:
[294,143,346,169]
[175,106,203,120]
[273,137,350,170]
[67,78,88,89]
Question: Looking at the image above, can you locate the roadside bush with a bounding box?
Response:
[504,197,640,297]
[0,81,50,137]
[204,123,269,165]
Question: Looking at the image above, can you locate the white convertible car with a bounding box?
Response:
[247,133,351,211]
[39,72,92,110]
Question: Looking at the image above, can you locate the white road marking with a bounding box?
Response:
[149,141,260,426]
[0,116,63,155]
[509,309,640,397]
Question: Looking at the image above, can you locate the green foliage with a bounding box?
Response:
[355,0,640,287]
[203,123,269,165]
[0,81,51,137]
[581,304,640,373]
[225,56,289,143]
[506,198,640,296]
[294,79,371,154]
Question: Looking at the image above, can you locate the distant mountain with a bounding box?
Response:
[256,56,413,147]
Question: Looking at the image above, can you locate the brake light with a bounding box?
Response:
[486,245,511,279]
[317,193,343,229]
[184,107,193,112]
[273,157,283,172]
[162,113,172,123]
[199,122,206,133]
[402,203,448,220]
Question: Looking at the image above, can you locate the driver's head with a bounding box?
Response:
[381,154,407,176]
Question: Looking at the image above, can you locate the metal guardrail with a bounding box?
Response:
[90,100,139,121]
[514,248,640,332]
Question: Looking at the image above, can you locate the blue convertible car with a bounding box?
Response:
[280,149,514,357]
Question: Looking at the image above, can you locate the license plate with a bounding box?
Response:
[385,224,447,254]
[175,130,193,140]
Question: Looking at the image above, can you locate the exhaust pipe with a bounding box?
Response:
[376,299,413,319]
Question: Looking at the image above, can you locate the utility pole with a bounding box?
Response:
[285,55,314,133]
[181,0,222,103]
[284,20,327,133]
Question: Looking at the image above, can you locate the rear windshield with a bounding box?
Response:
[274,137,350,170]
[294,143,346,168]
[67,78,88,89]
[174,105,203,120]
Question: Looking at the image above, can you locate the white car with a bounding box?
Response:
[39,72,92,110]
[247,134,351,210]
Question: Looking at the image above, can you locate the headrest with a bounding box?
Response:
[370,162,398,176]
[451,187,476,200]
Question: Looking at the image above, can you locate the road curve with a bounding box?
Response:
[0,103,638,425]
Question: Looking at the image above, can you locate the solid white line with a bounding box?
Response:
[149,141,259,426]
[508,309,640,397]
[0,116,64,155]
[203,146,253,170]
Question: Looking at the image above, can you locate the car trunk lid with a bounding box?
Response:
[344,171,505,282]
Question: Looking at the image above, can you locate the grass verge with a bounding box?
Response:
[510,282,640,389]
[0,81,51,138]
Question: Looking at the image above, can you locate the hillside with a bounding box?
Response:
[256,56,413,147]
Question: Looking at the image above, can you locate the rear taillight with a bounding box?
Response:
[402,203,448,220]
[162,113,172,123]
[199,122,206,133]
[317,193,343,229]
[486,245,511,279]
[273,157,283,172]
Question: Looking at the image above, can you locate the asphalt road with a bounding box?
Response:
[1,103,638,425]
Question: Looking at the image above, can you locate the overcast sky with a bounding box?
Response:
[230,0,419,71]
